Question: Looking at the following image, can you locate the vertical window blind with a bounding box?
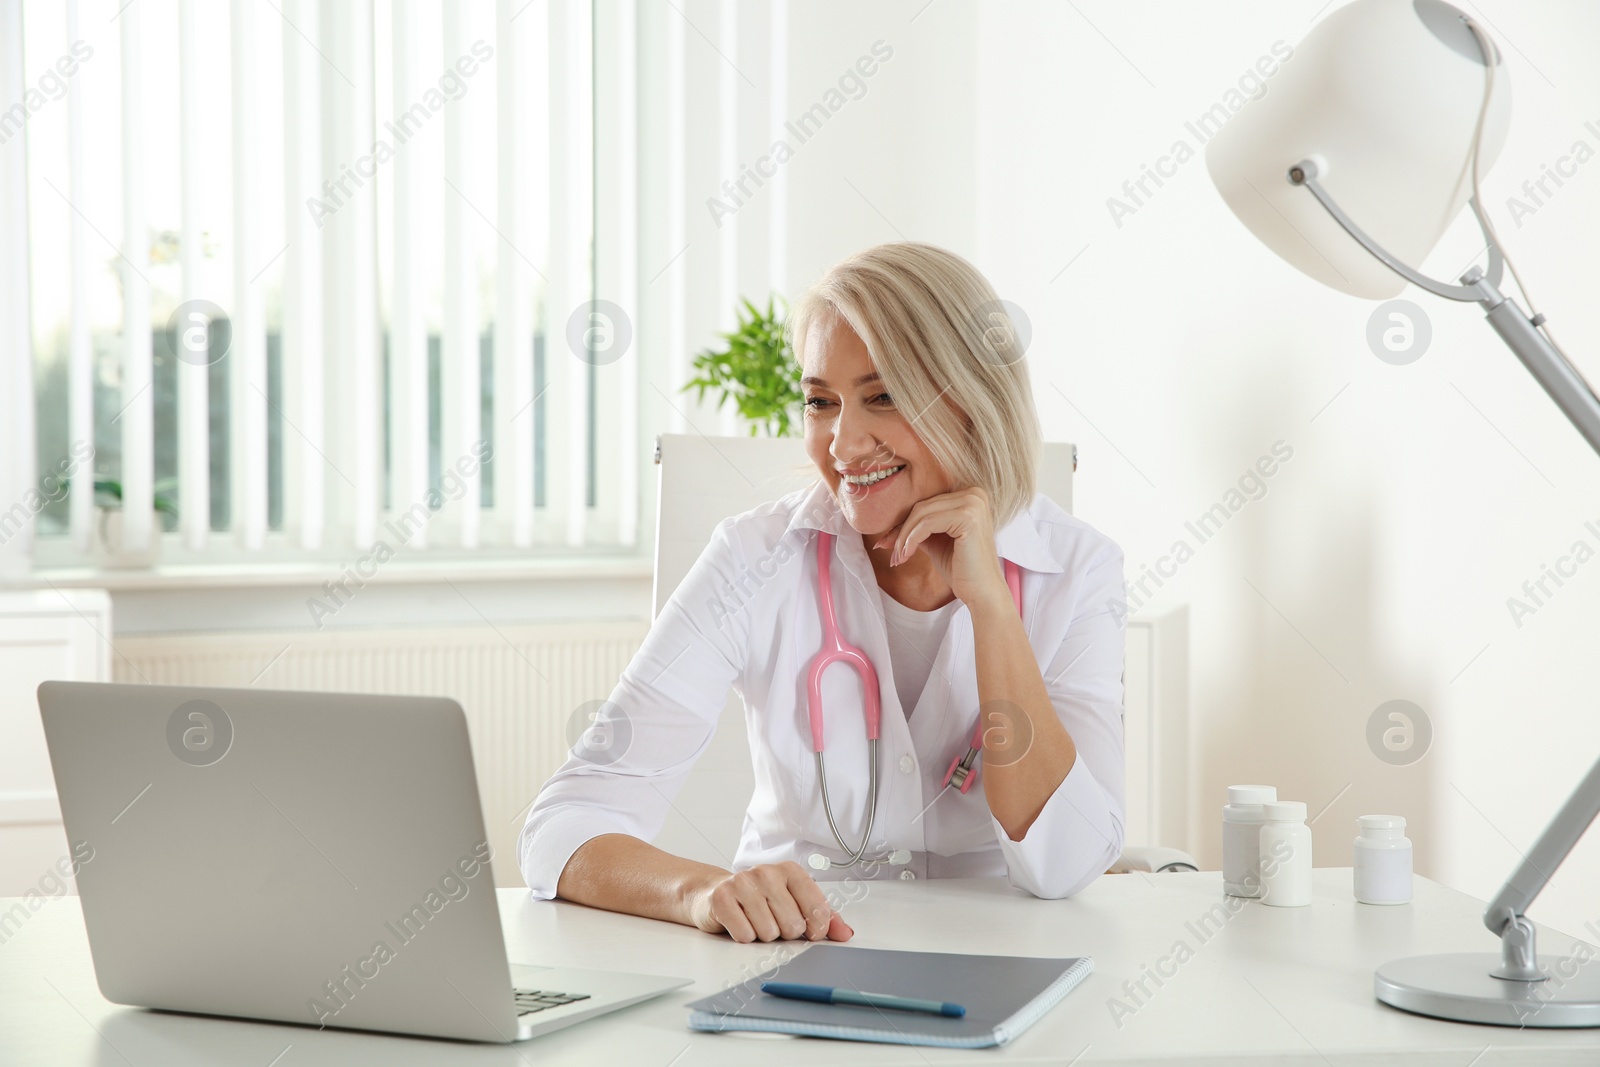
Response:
[6,0,646,570]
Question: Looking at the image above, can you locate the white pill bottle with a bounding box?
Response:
[1222,784,1276,897]
[1259,801,1313,908]
[1353,814,1412,905]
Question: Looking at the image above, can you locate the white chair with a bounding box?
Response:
[650,433,1194,874]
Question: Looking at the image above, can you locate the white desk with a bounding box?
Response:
[4,869,1598,1065]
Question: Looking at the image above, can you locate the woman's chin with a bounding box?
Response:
[835,496,909,539]
[843,518,892,539]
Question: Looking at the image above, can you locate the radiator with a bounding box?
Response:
[113,622,649,887]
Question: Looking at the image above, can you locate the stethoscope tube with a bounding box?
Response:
[806,531,1024,872]
[816,742,878,868]
[809,531,883,869]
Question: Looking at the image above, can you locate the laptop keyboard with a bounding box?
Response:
[514,988,592,1016]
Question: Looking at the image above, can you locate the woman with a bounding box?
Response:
[519,242,1126,944]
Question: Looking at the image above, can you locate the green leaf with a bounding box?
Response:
[69,475,180,518]
[683,292,801,438]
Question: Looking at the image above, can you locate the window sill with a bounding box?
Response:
[17,553,654,593]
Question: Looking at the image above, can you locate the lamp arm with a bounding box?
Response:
[1290,160,1600,954]
[1287,158,1503,302]
[1468,272,1600,457]
[1465,271,1600,945]
[1288,157,1600,454]
[1480,744,1600,941]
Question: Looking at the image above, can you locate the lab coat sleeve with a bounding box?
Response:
[518,519,752,899]
[991,540,1127,899]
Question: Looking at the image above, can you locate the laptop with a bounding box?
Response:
[37,681,691,1043]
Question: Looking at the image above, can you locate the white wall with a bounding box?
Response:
[643,0,980,351]
[974,0,1600,939]
[779,0,977,289]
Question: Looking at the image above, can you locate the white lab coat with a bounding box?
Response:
[519,480,1127,900]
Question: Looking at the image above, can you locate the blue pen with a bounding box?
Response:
[761,981,966,1018]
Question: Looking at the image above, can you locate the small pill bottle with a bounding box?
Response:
[1353,814,1412,905]
[1223,785,1277,897]
[1259,801,1313,908]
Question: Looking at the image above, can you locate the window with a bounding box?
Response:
[6,0,642,572]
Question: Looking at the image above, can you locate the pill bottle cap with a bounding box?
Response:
[1263,801,1306,822]
[1358,814,1406,832]
[1228,785,1277,806]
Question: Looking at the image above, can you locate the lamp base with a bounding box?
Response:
[1376,953,1600,1027]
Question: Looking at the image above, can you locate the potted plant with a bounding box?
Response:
[683,295,803,437]
[84,477,177,568]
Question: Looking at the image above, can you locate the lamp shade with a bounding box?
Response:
[1205,0,1511,298]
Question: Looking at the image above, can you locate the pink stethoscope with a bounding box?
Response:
[806,530,1024,870]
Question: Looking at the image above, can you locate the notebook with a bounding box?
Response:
[686,944,1092,1048]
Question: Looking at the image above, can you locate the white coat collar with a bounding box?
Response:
[782,480,1064,575]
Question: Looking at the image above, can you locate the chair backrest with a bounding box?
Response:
[653,434,1076,617]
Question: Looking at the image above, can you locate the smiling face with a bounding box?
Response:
[801,312,955,537]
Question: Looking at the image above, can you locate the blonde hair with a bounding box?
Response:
[790,242,1041,527]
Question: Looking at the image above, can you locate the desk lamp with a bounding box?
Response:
[1206,0,1600,1028]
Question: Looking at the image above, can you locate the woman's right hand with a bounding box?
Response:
[687,861,854,943]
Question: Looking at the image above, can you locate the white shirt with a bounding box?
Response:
[880,595,960,719]
[519,481,1128,900]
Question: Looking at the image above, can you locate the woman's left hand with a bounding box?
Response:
[875,486,1010,611]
